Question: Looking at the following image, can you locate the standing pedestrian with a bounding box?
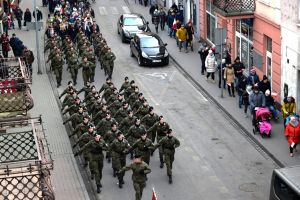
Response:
[232,56,245,89]
[152,9,160,34]
[23,47,35,76]
[265,89,279,120]
[166,12,175,37]
[198,43,209,75]
[247,68,260,87]
[154,129,180,183]
[185,22,194,51]
[205,49,217,83]
[224,63,235,97]
[282,96,297,127]
[249,85,265,126]
[285,116,300,157]
[33,7,43,22]
[23,8,32,28]
[13,6,23,30]
[118,153,151,200]
[258,75,271,95]
[0,33,11,58]
[103,48,116,79]
[176,25,188,52]
[159,8,166,31]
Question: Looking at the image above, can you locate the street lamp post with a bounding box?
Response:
[33,0,42,74]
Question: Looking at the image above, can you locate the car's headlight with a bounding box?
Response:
[164,50,169,57]
[141,51,148,58]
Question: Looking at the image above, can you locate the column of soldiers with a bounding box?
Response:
[59,77,180,199]
[44,2,116,88]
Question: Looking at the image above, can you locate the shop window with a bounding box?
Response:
[235,19,253,75]
[206,0,216,43]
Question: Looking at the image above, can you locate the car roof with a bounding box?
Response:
[136,32,159,38]
[122,13,144,18]
[274,165,300,194]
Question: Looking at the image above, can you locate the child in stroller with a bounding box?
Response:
[253,107,272,138]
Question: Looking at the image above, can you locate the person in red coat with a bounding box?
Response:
[285,116,300,157]
[0,33,11,58]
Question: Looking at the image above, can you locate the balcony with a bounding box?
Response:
[213,0,255,17]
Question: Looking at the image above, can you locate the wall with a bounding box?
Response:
[280,0,300,111]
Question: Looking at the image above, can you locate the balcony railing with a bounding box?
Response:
[213,0,255,16]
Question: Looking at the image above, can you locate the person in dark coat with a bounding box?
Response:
[159,8,166,31]
[9,33,24,57]
[33,7,43,21]
[198,43,209,75]
[166,12,175,38]
[247,68,260,86]
[0,33,11,58]
[14,6,23,30]
[23,8,32,27]
[237,74,247,108]
[258,75,271,95]
[232,56,245,89]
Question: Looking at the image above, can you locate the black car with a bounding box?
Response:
[117,13,150,43]
[130,32,169,66]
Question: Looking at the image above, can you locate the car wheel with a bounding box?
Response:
[121,33,126,43]
[164,58,169,65]
[130,48,134,57]
[138,55,143,66]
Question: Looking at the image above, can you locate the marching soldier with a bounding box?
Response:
[110,132,130,188]
[114,102,130,123]
[108,94,124,116]
[103,47,116,79]
[141,107,159,142]
[62,97,82,116]
[148,116,170,168]
[96,113,117,136]
[154,129,180,184]
[48,53,64,87]
[125,119,146,159]
[99,77,112,94]
[63,106,85,129]
[119,76,130,93]
[70,115,91,139]
[93,104,111,126]
[67,53,79,85]
[122,80,136,100]
[132,93,146,112]
[134,100,150,119]
[103,123,122,163]
[105,87,118,105]
[73,123,96,170]
[75,134,108,193]
[77,81,92,98]
[129,131,154,165]
[78,57,96,85]
[59,81,77,99]
[118,153,151,200]
[119,110,137,134]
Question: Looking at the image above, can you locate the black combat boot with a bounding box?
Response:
[96,185,101,193]
[118,180,123,188]
[168,175,172,184]
[91,173,95,180]
[160,158,164,168]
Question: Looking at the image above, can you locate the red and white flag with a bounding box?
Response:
[152,187,158,200]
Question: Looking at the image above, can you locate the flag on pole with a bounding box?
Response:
[152,187,157,200]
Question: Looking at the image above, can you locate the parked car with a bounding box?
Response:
[117,13,150,43]
[130,32,169,66]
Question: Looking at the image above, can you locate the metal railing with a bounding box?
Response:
[0,117,54,200]
[213,0,255,16]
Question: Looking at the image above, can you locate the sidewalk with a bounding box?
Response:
[130,2,300,167]
[13,1,92,199]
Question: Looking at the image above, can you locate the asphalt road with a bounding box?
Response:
[51,1,280,200]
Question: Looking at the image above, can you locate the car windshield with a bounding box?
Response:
[140,37,161,48]
[123,17,144,26]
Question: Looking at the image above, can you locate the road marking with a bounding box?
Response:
[192,155,200,161]
[99,7,108,15]
[145,72,167,80]
[133,73,160,106]
[185,79,208,102]
[122,6,130,14]
[110,7,119,15]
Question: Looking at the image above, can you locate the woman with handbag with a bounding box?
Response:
[0,33,11,58]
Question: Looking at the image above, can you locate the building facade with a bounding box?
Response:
[199,0,282,101]
[280,0,300,112]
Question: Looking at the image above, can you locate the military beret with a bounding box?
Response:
[134,153,142,159]
[88,123,95,129]
[138,93,143,97]
[130,80,135,84]
[149,106,154,112]
[117,132,123,137]
[167,129,172,134]
[125,76,129,80]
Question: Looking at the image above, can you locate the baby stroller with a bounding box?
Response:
[253,107,272,138]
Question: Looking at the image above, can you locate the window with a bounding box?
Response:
[274,175,299,200]
[235,19,253,75]
[266,36,272,52]
[123,17,144,26]
[206,1,216,43]
[265,36,272,84]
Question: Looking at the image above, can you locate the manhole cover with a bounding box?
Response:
[239,183,258,192]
